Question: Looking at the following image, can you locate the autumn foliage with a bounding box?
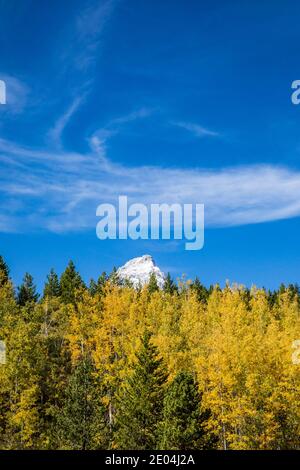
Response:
[0,257,299,450]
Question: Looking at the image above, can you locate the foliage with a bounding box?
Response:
[114,331,168,449]
[0,256,299,449]
[17,273,39,306]
[60,261,85,304]
[54,355,107,449]
[43,269,61,299]
[159,371,213,450]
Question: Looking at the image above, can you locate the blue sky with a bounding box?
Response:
[1,0,300,291]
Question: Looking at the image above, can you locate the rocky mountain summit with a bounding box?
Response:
[116,255,165,288]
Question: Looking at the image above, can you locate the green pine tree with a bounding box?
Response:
[0,255,9,286]
[191,277,208,303]
[163,273,177,295]
[148,272,159,294]
[60,261,85,304]
[17,272,39,306]
[43,268,61,298]
[159,371,211,450]
[88,278,98,296]
[279,283,286,295]
[89,272,108,296]
[97,272,107,290]
[114,331,168,449]
[109,267,120,286]
[287,283,300,302]
[56,356,107,450]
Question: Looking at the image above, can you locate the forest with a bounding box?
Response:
[0,255,299,450]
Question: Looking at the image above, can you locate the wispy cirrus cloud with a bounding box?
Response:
[173,121,220,138]
[75,0,117,71]
[46,1,119,147]
[60,0,117,74]
[48,95,86,148]
[1,128,300,233]
[1,3,299,235]
[89,107,156,161]
[111,107,156,125]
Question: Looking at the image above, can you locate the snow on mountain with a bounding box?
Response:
[116,255,165,289]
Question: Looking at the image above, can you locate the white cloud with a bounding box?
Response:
[47,1,119,147]
[89,107,155,164]
[173,121,220,138]
[77,0,116,41]
[48,96,84,148]
[1,134,300,233]
[69,0,117,72]
[111,107,156,125]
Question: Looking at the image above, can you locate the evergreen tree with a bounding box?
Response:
[208,284,214,296]
[109,267,120,285]
[114,331,168,449]
[267,288,277,307]
[88,278,98,296]
[89,272,108,296]
[60,261,85,304]
[191,277,208,303]
[287,283,300,302]
[163,273,177,295]
[97,271,107,290]
[43,269,61,298]
[148,272,159,294]
[159,371,211,450]
[0,255,9,286]
[279,283,286,295]
[17,272,39,306]
[56,356,107,450]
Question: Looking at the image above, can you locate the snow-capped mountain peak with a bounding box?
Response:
[116,254,165,288]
